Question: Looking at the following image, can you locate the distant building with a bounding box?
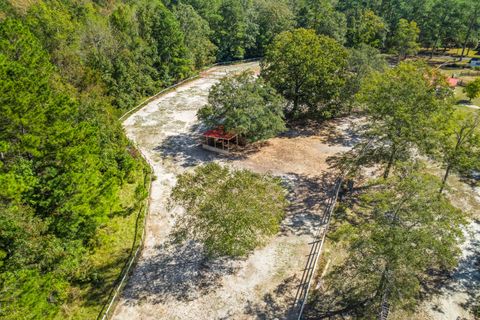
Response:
[470,58,480,67]
[447,77,459,87]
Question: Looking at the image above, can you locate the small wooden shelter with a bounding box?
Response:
[201,127,238,154]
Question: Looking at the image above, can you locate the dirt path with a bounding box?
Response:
[423,181,480,320]
[114,62,357,320]
[425,220,480,320]
[461,104,480,110]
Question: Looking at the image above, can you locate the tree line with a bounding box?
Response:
[1,0,479,318]
[2,0,479,114]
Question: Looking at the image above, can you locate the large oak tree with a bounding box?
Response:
[261,28,348,118]
[170,163,287,257]
[198,71,286,142]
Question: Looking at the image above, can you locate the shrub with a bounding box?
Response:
[464,78,480,101]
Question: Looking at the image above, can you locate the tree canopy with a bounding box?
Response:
[464,78,480,101]
[261,28,348,118]
[297,0,348,44]
[198,72,287,142]
[433,110,480,193]
[311,166,466,318]
[356,62,450,178]
[170,163,287,257]
[0,17,144,318]
[391,19,420,61]
[1,0,480,318]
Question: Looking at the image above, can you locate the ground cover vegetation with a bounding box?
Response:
[1,0,480,318]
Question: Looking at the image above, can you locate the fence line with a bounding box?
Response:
[98,58,260,320]
[292,140,373,320]
[291,178,343,320]
[118,58,260,122]
[96,145,153,320]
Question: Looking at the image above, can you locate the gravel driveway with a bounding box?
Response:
[114,62,355,320]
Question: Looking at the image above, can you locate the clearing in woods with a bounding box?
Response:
[113,62,357,319]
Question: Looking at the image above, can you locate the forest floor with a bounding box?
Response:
[114,62,359,319]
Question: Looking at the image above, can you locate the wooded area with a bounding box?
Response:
[1,0,480,319]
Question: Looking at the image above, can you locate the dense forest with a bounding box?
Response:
[1,0,479,318]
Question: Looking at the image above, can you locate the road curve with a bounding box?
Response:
[113,62,260,320]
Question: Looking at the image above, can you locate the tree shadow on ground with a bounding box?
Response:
[79,254,132,307]
[279,117,365,148]
[444,220,480,313]
[458,99,473,105]
[424,231,480,316]
[280,172,337,237]
[459,172,480,186]
[244,275,299,320]
[120,240,240,306]
[154,128,217,168]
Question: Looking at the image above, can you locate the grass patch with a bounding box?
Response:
[56,160,151,320]
[437,67,480,105]
[454,87,480,106]
[446,48,480,58]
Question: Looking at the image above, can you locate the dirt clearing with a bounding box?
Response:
[114,62,358,320]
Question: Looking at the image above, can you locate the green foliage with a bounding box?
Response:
[20,0,195,112]
[336,0,478,54]
[0,1,300,317]
[346,9,387,48]
[297,0,348,44]
[170,163,287,257]
[198,72,286,142]
[213,0,258,60]
[0,16,145,319]
[420,0,465,55]
[391,19,420,60]
[262,28,348,118]
[342,44,387,108]
[432,110,480,192]
[313,166,466,318]
[174,3,217,69]
[2,0,479,318]
[464,78,480,101]
[251,0,295,56]
[136,0,192,79]
[356,62,450,178]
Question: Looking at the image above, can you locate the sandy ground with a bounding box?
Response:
[424,220,480,320]
[114,61,479,319]
[421,178,480,320]
[114,62,358,320]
